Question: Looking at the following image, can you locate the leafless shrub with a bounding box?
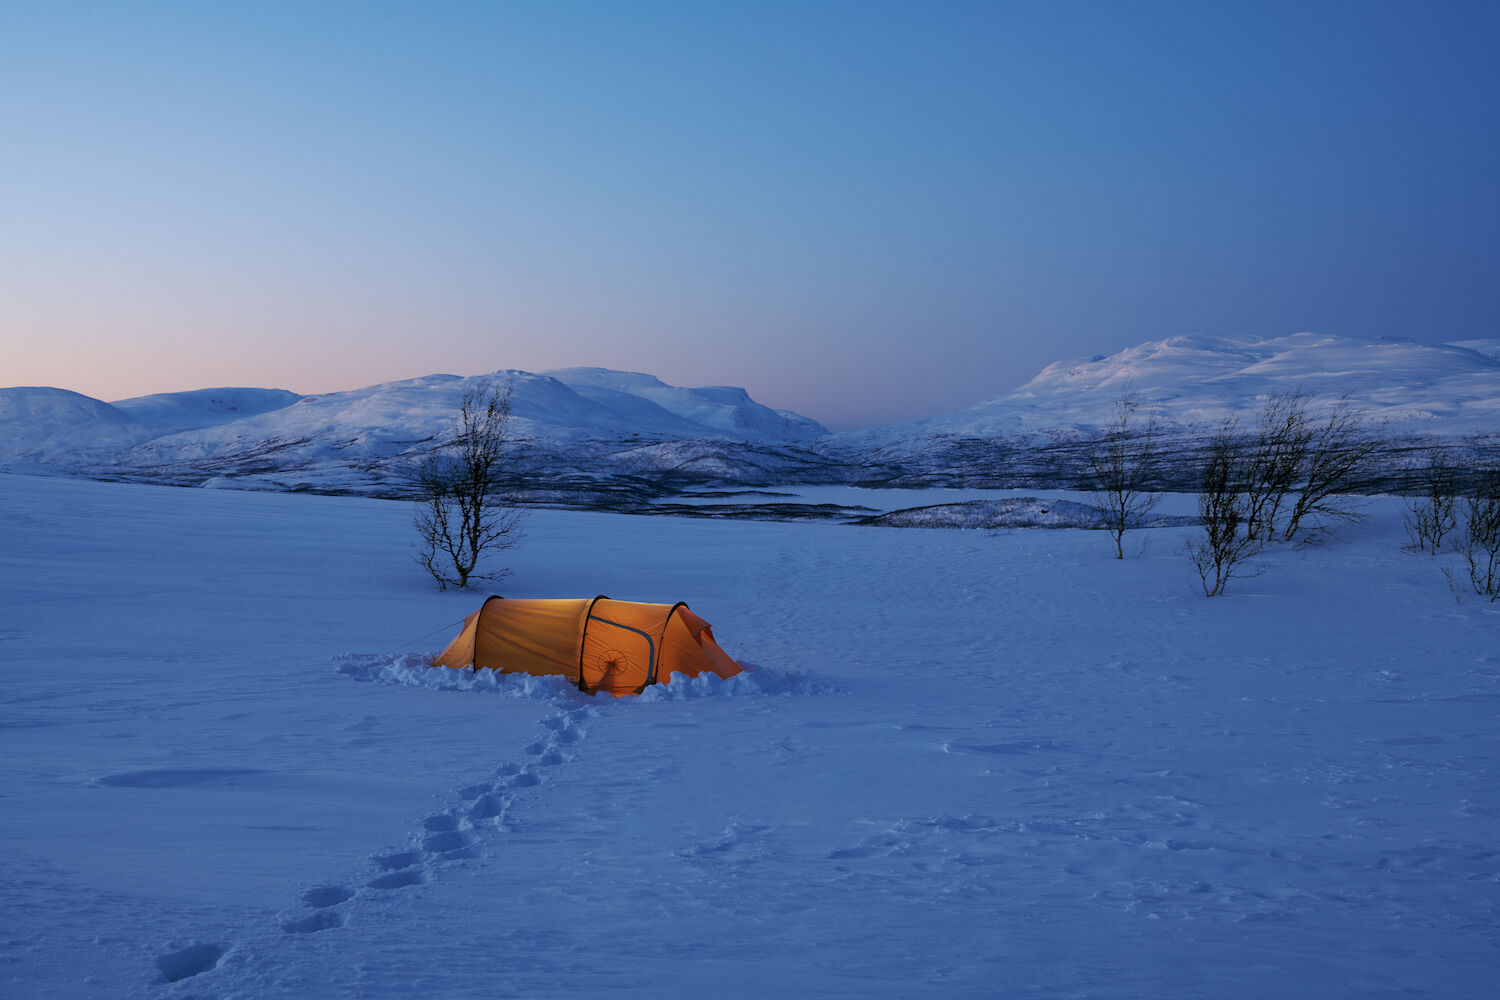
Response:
[1185,421,1262,597]
[1231,388,1376,545]
[1403,446,1458,553]
[1086,393,1162,559]
[1452,470,1500,601]
[1281,395,1378,542]
[1244,389,1312,542]
[413,381,525,589]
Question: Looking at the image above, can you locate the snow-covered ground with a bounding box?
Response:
[2,473,1497,998]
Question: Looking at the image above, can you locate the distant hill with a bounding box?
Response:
[3,335,1496,500]
[834,333,1500,451]
[825,333,1500,491]
[111,387,304,437]
[0,369,837,498]
[0,387,150,466]
[543,367,826,443]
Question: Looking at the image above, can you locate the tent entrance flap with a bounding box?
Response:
[582,613,657,695]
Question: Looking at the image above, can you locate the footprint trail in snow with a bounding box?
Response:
[154,702,599,986]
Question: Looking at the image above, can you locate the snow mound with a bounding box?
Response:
[335,653,589,702]
[638,662,831,700]
[335,655,827,699]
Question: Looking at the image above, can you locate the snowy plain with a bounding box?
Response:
[2,472,1498,998]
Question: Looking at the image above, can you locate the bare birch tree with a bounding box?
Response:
[1281,395,1378,541]
[1086,393,1163,559]
[1453,470,1500,601]
[414,381,524,589]
[1185,420,1262,597]
[1402,446,1458,553]
[1244,389,1312,542]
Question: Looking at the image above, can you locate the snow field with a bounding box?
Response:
[1,473,1497,998]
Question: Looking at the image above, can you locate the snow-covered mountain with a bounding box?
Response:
[3,334,1495,500]
[111,386,304,436]
[0,387,153,466]
[825,333,1500,490]
[543,367,826,442]
[0,369,837,497]
[838,333,1500,449]
[0,385,305,469]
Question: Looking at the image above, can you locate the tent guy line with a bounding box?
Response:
[377,616,471,659]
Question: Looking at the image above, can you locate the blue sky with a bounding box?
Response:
[2,0,1496,428]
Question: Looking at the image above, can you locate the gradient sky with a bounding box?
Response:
[3,1,1497,429]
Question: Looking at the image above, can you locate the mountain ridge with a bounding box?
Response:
[4,333,1496,500]
[832,333,1500,452]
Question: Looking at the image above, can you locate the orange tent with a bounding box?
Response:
[434,596,742,696]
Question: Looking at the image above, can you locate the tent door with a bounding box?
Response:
[581,614,657,695]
